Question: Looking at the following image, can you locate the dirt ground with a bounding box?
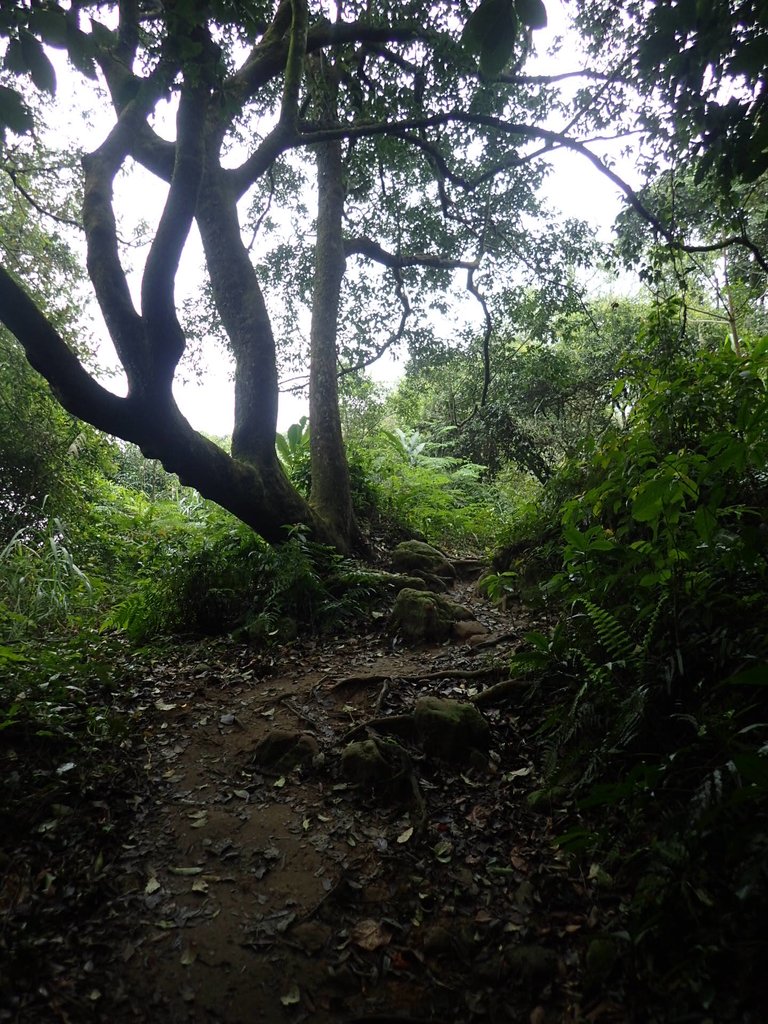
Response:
[5,579,627,1024]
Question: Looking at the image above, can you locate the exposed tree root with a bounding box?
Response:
[469,678,531,706]
[332,665,501,690]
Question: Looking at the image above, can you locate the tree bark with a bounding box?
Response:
[308,134,364,550]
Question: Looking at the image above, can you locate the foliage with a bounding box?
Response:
[275,416,311,493]
[574,0,768,185]
[0,516,94,639]
[347,424,508,551]
[504,303,768,1016]
[102,502,384,642]
[388,295,648,482]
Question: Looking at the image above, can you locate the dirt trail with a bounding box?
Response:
[107,582,611,1024]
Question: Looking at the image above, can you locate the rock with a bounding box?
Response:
[451,619,490,642]
[389,588,473,643]
[414,696,490,761]
[340,738,410,794]
[390,541,456,582]
[252,730,319,771]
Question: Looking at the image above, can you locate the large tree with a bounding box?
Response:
[4,0,753,551]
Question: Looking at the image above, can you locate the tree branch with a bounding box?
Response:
[339,265,411,377]
[0,267,135,436]
[81,119,148,391]
[300,110,768,272]
[141,66,209,391]
[343,235,477,272]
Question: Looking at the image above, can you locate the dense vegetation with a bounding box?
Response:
[2,0,768,1020]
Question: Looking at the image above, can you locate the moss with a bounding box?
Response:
[389,588,473,642]
[390,541,456,582]
[414,695,490,761]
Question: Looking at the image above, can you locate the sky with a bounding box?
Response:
[40,0,642,438]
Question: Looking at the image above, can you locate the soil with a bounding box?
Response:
[2,578,628,1024]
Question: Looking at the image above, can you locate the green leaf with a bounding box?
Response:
[66,30,98,80]
[479,17,518,76]
[90,21,117,50]
[724,665,768,687]
[0,645,27,663]
[693,505,717,541]
[4,38,28,75]
[631,477,669,523]
[462,0,517,75]
[28,9,70,48]
[20,30,56,94]
[0,85,33,134]
[515,0,547,30]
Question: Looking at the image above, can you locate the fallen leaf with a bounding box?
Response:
[396,827,414,844]
[168,866,204,876]
[154,702,177,711]
[232,789,249,800]
[191,878,209,893]
[180,945,197,966]
[280,984,301,1006]
[433,839,453,863]
[274,776,286,788]
[350,919,393,951]
[145,877,161,895]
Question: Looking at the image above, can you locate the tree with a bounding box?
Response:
[3,0,757,552]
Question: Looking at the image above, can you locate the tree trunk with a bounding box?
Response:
[308,81,365,553]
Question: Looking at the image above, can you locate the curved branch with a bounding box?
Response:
[339,265,412,377]
[300,111,768,272]
[141,74,208,390]
[344,235,477,272]
[0,266,135,436]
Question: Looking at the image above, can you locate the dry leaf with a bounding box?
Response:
[396,826,414,844]
[180,946,197,966]
[144,877,161,895]
[280,984,301,1006]
[350,919,393,951]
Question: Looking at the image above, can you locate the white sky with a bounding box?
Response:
[39,0,642,437]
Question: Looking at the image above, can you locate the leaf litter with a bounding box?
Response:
[1,581,629,1023]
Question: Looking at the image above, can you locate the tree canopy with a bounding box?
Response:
[0,0,766,554]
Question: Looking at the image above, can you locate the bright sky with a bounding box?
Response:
[41,1,641,438]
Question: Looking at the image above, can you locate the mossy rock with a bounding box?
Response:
[414,696,490,761]
[389,588,473,643]
[340,738,410,795]
[252,730,319,771]
[390,541,456,582]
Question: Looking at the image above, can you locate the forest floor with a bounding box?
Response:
[2,575,630,1024]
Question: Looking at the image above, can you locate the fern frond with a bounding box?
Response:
[576,597,636,664]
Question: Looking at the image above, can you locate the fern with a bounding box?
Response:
[575,597,636,665]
